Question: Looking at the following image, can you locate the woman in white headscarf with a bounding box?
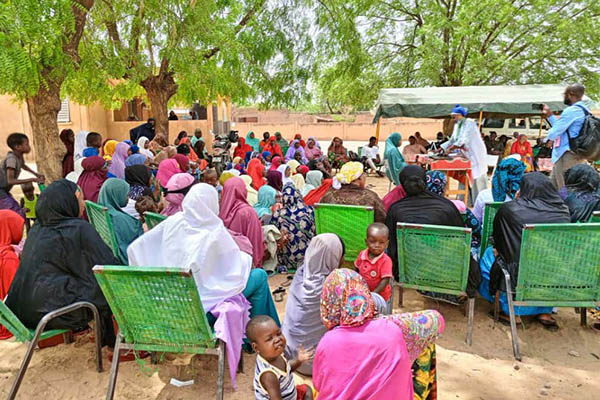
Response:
[65,158,84,183]
[277,164,293,187]
[73,131,89,161]
[136,136,155,159]
[282,233,344,376]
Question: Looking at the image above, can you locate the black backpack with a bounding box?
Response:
[568,105,600,161]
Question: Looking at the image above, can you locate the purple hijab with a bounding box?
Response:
[107,142,129,179]
[267,170,283,192]
[284,140,308,163]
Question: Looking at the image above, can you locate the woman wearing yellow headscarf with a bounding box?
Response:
[320,161,387,222]
[102,140,118,161]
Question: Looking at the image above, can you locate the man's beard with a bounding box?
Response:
[563,97,572,105]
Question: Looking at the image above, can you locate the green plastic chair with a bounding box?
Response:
[314,203,374,262]
[479,202,503,258]
[0,300,103,400]
[144,212,167,230]
[590,211,600,223]
[396,223,475,345]
[495,223,600,361]
[93,265,233,400]
[85,200,120,259]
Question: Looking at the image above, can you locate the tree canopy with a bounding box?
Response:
[312,0,600,112]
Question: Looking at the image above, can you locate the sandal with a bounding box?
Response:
[281,275,294,287]
[537,316,559,331]
[272,287,286,302]
[591,321,600,333]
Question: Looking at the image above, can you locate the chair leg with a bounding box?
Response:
[87,303,104,373]
[494,291,500,323]
[7,327,45,400]
[106,332,123,400]
[580,308,587,327]
[466,297,475,346]
[398,285,404,308]
[216,340,225,400]
[502,270,521,361]
[63,331,72,344]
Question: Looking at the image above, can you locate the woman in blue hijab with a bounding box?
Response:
[384,132,406,186]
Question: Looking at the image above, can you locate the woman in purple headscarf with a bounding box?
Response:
[284,140,308,164]
[106,142,129,179]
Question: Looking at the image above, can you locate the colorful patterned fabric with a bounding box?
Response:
[412,344,437,400]
[333,161,364,189]
[271,185,315,271]
[425,171,446,194]
[492,158,526,202]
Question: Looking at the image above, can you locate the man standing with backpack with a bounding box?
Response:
[542,84,590,189]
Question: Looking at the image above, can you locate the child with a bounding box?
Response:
[202,169,219,187]
[135,195,159,232]
[19,182,37,232]
[82,132,103,157]
[354,223,393,313]
[0,133,44,218]
[246,315,313,400]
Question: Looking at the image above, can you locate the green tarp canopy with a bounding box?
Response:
[373,84,595,122]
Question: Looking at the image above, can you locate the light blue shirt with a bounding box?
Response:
[546,101,589,163]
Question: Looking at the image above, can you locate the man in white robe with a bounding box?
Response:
[439,105,488,204]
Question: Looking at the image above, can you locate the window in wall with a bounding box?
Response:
[57,98,70,123]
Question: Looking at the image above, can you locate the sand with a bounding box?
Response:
[2,175,599,399]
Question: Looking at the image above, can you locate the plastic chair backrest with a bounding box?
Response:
[314,203,374,262]
[0,300,32,342]
[144,212,167,230]
[479,202,503,258]
[590,211,600,223]
[93,265,216,352]
[396,223,472,295]
[85,200,120,259]
[515,223,600,306]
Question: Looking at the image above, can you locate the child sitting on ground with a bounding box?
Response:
[246,315,313,400]
[19,182,37,231]
[354,222,393,313]
[202,169,219,187]
[135,195,159,232]
[82,132,103,157]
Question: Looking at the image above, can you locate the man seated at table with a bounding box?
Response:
[414,132,430,149]
[402,136,427,161]
[361,136,384,177]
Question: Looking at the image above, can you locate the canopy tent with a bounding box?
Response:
[373,84,595,122]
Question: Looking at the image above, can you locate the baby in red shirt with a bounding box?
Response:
[353,223,393,307]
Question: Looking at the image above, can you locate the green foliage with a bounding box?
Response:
[0,0,80,99]
[312,0,600,111]
[74,0,314,109]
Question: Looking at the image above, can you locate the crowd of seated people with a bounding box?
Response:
[1,127,600,399]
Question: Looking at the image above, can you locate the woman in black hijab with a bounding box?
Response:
[559,164,600,222]
[480,173,570,328]
[6,180,118,346]
[385,165,481,302]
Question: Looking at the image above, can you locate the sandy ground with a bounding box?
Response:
[2,176,600,399]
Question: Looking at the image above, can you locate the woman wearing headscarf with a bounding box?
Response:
[127,184,278,389]
[282,234,344,375]
[157,158,183,188]
[384,132,406,186]
[98,179,143,264]
[268,155,282,172]
[136,136,154,159]
[266,170,283,192]
[559,164,600,222]
[302,170,323,196]
[382,183,406,212]
[263,136,283,159]
[60,129,75,178]
[122,164,156,219]
[386,165,481,300]
[233,137,252,160]
[285,140,308,163]
[478,173,570,328]
[219,177,265,268]
[174,153,190,173]
[240,175,258,206]
[77,156,108,203]
[327,137,349,169]
[219,171,235,187]
[510,134,534,172]
[320,161,386,223]
[290,134,306,148]
[245,131,260,152]
[303,178,333,207]
[253,185,277,224]
[472,158,526,222]
[106,142,129,179]
[246,158,266,190]
[65,158,85,184]
[124,153,147,167]
[313,269,444,400]
[277,164,293,188]
[5,180,118,346]
[161,173,195,216]
[304,137,323,161]
[0,210,24,339]
[271,185,315,271]
[102,139,118,161]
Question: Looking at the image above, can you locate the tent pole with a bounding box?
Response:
[538,112,543,138]
[477,111,483,131]
[375,116,381,142]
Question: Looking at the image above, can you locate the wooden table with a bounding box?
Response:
[424,157,472,204]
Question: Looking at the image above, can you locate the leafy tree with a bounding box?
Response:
[0,0,94,181]
[313,0,600,112]
[82,0,313,144]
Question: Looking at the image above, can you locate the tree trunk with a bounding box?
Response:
[25,83,64,182]
[442,118,455,136]
[140,72,178,146]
